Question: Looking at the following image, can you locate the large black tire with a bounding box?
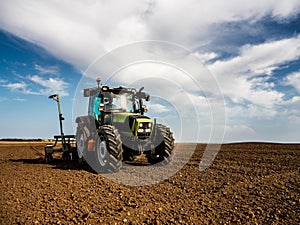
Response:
[75,127,88,164]
[93,125,123,173]
[148,124,174,165]
[75,116,94,164]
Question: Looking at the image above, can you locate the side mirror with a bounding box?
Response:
[142,105,148,113]
[145,94,150,101]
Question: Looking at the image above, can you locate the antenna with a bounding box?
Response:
[96,77,101,88]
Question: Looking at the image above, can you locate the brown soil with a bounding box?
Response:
[0,142,299,224]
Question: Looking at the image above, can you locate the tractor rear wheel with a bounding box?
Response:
[75,128,88,164]
[148,124,174,165]
[75,115,94,164]
[93,125,123,173]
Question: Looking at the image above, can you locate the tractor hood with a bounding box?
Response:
[112,113,136,123]
[111,113,153,138]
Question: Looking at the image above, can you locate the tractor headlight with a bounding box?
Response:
[136,121,152,136]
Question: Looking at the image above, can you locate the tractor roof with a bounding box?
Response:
[83,86,137,97]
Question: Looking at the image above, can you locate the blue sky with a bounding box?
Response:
[0,0,299,142]
[0,32,81,138]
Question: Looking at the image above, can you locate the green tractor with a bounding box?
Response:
[75,78,175,173]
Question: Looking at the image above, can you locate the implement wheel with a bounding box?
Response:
[45,153,53,163]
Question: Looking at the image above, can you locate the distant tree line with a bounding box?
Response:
[0,138,44,142]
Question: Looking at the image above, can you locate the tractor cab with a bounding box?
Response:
[84,82,153,139]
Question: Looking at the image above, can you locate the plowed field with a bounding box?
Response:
[0,142,299,224]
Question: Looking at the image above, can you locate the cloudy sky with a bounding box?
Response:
[0,0,299,142]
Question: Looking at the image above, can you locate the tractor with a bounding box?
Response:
[75,78,175,173]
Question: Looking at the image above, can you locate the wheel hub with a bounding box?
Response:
[77,134,84,158]
[98,140,107,166]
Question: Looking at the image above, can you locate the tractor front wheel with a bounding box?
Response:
[148,124,174,165]
[93,125,123,173]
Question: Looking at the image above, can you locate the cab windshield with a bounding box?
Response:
[104,93,134,113]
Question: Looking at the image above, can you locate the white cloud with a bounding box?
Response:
[146,0,300,45]
[29,75,68,96]
[208,35,300,107]
[4,82,27,90]
[278,96,300,117]
[204,36,300,142]
[0,0,148,68]
[280,96,300,105]
[194,52,219,64]
[225,124,256,142]
[1,0,300,69]
[272,0,300,17]
[13,97,27,102]
[3,82,38,95]
[226,104,277,120]
[148,103,170,113]
[34,64,59,75]
[210,35,300,78]
[285,71,300,93]
[3,76,68,96]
